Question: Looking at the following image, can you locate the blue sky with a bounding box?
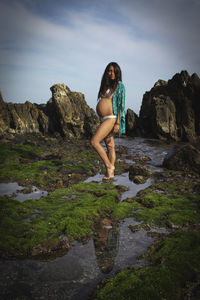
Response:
[0,0,200,114]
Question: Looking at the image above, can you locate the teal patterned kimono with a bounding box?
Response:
[112,81,126,137]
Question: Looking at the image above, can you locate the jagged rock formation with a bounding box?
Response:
[0,84,99,139]
[139,71,200,142]
[125,108,141,137]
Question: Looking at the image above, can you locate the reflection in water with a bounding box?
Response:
[93,218,119,274]
[0,182,48,201]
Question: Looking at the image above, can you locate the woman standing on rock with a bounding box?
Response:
[91,62,125,179]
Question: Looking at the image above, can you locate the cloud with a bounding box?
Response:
[117,0,200,60]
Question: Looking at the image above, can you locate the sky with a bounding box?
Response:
[0,0,200,115]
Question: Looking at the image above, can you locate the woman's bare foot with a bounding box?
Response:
[103,165,115,180]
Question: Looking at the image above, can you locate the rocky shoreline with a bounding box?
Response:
[1,70,200,142]
[0,69,200,299]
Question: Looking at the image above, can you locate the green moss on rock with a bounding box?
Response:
[0,143,100,189]
[94,180,200,299]
[0,182,132,258]
[134,183,200,228]
[95,231,200,300]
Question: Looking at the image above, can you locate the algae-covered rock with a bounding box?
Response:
[0,139,100,191]
[0,182,134,259]
[93,179,200,300]
[134,181,200,227]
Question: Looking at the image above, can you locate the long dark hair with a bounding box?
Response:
[98,62,122,99]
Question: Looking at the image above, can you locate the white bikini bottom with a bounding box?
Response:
[101,115,117,122]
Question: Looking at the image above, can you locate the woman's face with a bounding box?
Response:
[108,65,115,80]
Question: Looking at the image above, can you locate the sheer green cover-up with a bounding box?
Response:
[112,81,126,137]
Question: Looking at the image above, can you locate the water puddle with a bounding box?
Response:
[116,137,174,167]
[85,172,153,200]
[0,182,48,201]
[0,218,160,300]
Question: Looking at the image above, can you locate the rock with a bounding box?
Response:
[133,175,147,184]
[0,98,49,135]
[154,80,168,87]
[129,163,152,178]
[134,155,151,163]
[162,144,200,174]
[139,70,200,142]
[0,84,100,139]
[125,108,141,136]
[116,145,128,154]
[129,163,152,183]
[31,237,70,257]
[128,224,141,232]
[165,220,180,229]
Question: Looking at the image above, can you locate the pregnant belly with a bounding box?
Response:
[96,98,114,117]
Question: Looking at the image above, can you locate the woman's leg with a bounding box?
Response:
[104,134,116,166]
[91,118,116,178]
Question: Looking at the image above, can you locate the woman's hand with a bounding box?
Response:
[113,123,120,134]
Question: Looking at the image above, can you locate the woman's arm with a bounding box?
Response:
[113,111,121,134]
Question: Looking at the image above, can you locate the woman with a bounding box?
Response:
[91,62,125,179]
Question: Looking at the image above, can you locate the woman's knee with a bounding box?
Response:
[105,137,115,151]
[91,137,98,148]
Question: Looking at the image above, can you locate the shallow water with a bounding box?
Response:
[0,182,48,201]
[86,136,172,200]
[0,218,163,300]
[0,137,172,300]
[116,137,173,166]
[85,172,153,201]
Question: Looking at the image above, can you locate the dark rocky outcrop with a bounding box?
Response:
[0,84,99,139]
[139,71,200,142]
[125,108,141,137]
[163,144,200,174]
